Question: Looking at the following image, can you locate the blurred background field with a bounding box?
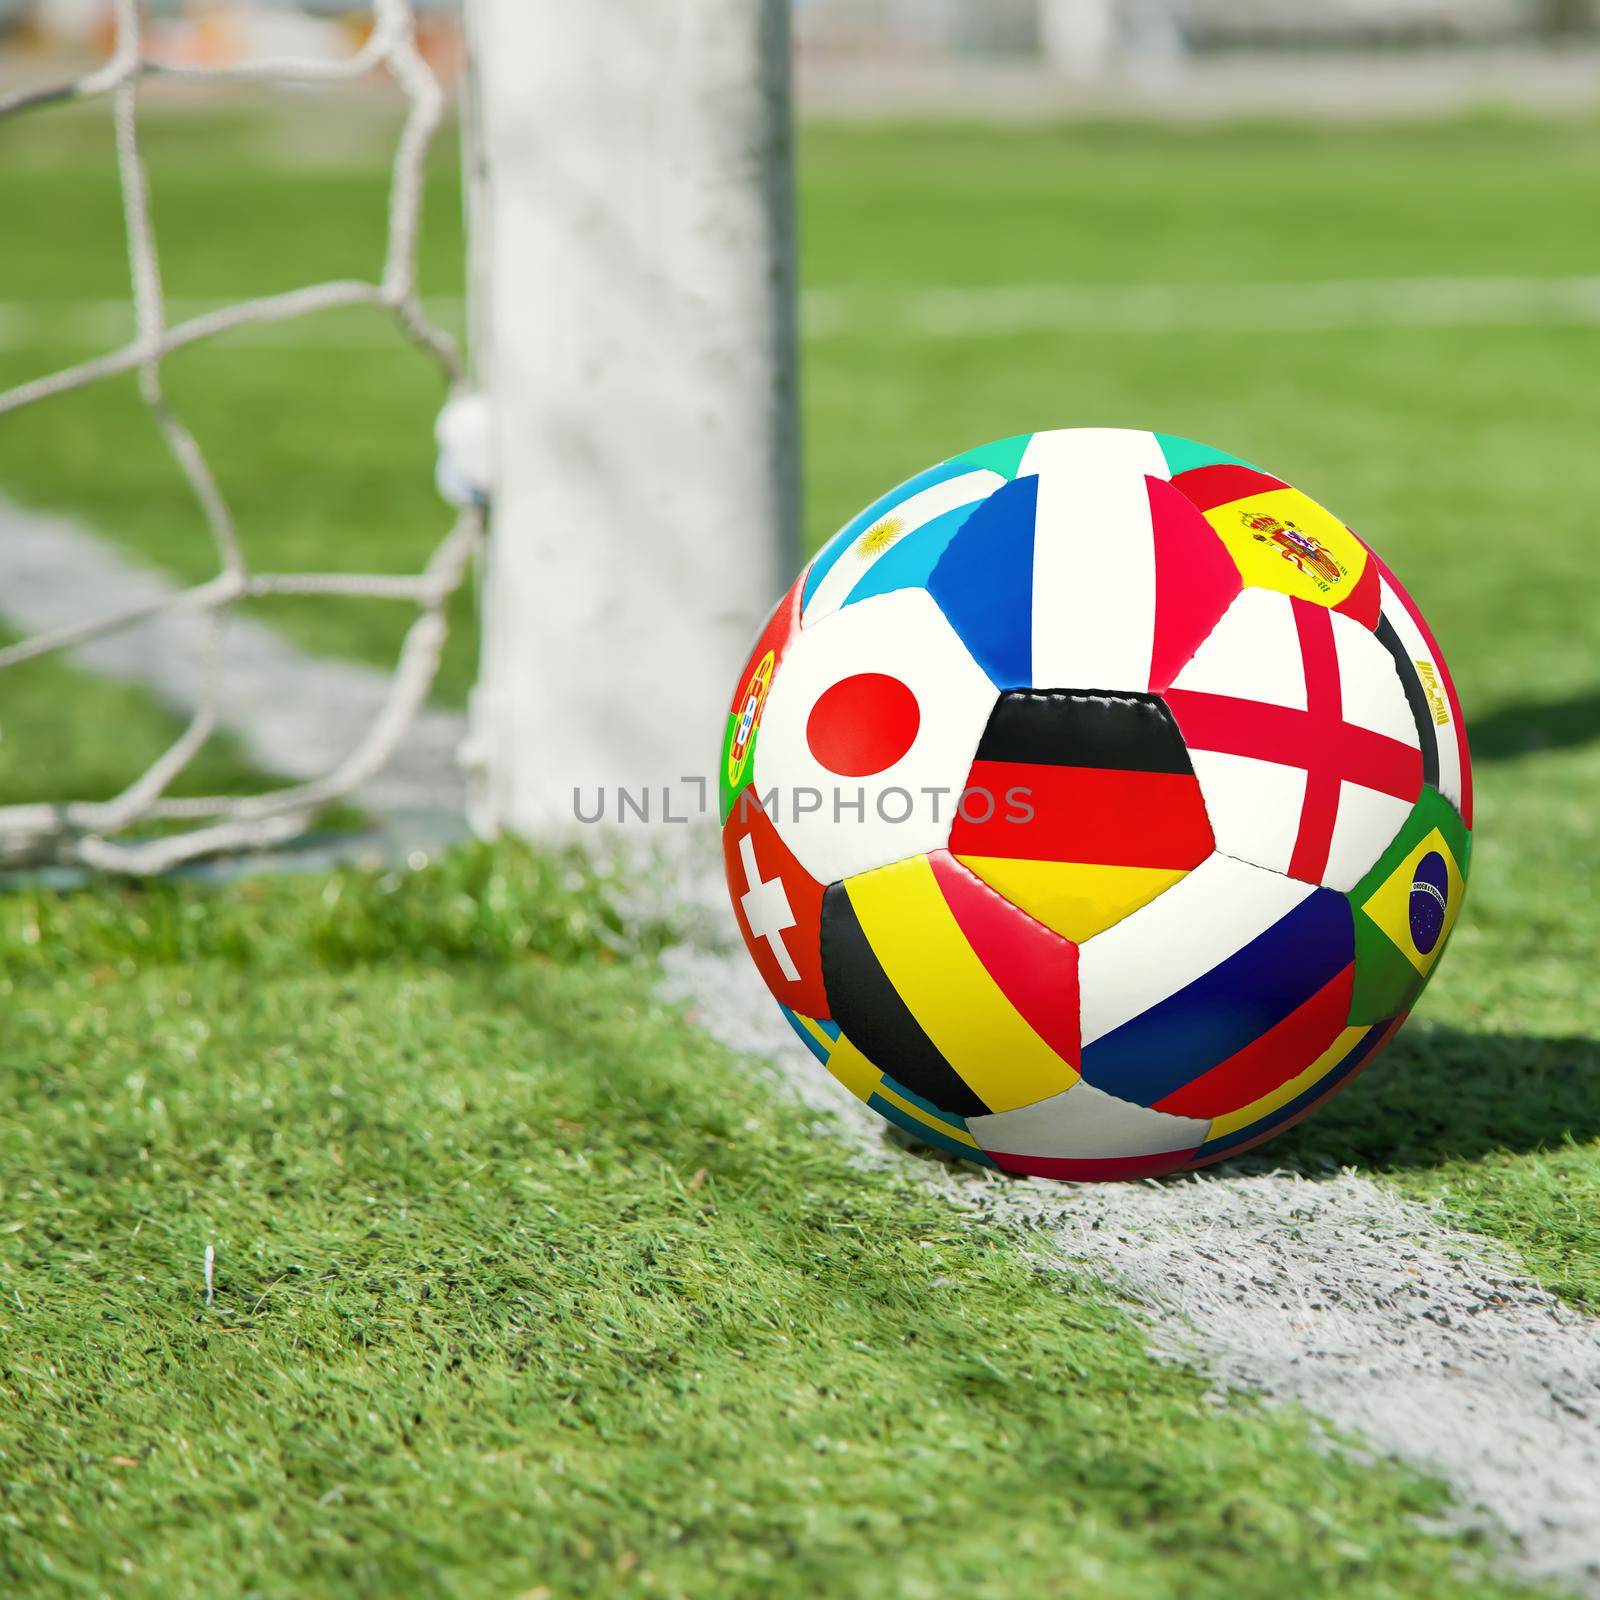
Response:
[4,91,1600,780]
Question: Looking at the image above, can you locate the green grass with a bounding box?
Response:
[0,850,1540,1599]
[2,96,1599,1593]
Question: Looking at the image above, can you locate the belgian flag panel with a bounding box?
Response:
[819,878,988,1118]
[820,854,1081,1119]
[951,690,1213,943]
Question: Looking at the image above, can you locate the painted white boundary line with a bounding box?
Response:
[661,929,1600,1595]
[0,494,467,812]
[8,277,1600,352]
[805,275,1600,337]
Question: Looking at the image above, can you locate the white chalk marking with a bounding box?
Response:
[0,494,467,812]
[804,275,1600,338]
[8,277,1600,354]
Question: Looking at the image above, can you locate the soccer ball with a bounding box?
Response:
[719,430,1471,1179]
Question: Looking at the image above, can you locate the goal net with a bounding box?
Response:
[0,0,476,873]
[0,0,796,873]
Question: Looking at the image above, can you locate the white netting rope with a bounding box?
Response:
[0,0,480,874]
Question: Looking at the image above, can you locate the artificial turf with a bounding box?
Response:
[0,848,1543,1599]
[0,94,1598,1593]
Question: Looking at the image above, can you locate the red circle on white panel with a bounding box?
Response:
[805,673,921,776]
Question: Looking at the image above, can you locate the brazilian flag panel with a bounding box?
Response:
[1347,785,1470,1025]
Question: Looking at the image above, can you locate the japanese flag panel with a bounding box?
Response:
[924,428,1241,695]
[751,588,998,886]
[1164,588,1423,892]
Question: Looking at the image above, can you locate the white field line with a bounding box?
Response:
[0,494,467,812]
[8,277,1600,352]
[661,923,1600,1596]
[805,275,1600,337]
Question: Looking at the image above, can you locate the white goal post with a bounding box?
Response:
[462,0,800,837]
[0,0,798,869]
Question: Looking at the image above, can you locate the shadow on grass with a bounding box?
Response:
[886,1020,1600,1183]
[1252,1019,1600,1174]
[1468,689,1600,763]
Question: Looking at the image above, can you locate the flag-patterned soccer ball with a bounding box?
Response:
[720,430,1471,1180]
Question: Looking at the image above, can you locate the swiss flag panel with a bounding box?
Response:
[1164,589,1423,892]
[722,799,829,1018]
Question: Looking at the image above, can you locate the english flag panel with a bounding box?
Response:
[1165,586,1306,710]
[1332,606,1423,745]
[1164,589,1423,890]
[1323,780,1419,897]
[1185,749,1307,876]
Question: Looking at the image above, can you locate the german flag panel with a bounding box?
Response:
[950,689,1214,943]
